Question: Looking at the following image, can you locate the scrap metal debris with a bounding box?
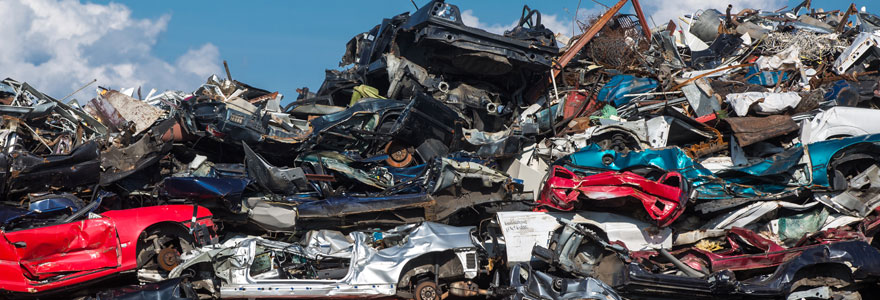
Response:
[4,0,880,299]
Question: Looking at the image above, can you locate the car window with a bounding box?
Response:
[250,250,274,277]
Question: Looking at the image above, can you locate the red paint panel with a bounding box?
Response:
[563,92,587,119]
[4,218,119,280]
[632,228,857,272]
[0,205,215,294]
[537,166,689,227]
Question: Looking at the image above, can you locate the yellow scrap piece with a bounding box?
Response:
[695,239,723,252]
[350,84,386,106]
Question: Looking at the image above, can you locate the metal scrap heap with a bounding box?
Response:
[4,0,880,299]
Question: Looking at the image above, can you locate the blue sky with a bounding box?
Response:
[99,0,595,103]
[2,0,877,104]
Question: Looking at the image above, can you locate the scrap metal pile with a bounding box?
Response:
[5,0,880,299]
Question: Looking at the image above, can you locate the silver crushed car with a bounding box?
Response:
[170,222,485,299]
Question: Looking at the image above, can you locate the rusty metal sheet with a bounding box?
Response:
[101,90,163,135]
[723,115,798,147]
[85,97,126,132]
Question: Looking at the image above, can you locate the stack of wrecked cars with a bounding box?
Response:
[5,0,880,299]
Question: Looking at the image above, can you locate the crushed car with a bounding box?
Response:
[0,198,217,296]
[170,222,488,299]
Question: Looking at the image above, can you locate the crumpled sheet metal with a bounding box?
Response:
[431,157,510,193]
[96,90,163,135]
[681,81,720,117]
[506,264,621,300]
[596,75,658,107]
[804,133,880,188]
[801,106,880,144]
[11,1,880,298]
[245,199,298,232]
[538,166,689,227]
[94,277,197,300]
[580,114,716,151]
[495,211,672,265]
[173,222,476,298]
[723,115,799,147]
[292,193,431,220]
[538,132,594,160]
[242,143,307,194]
[300,229,354,258]
[754,45,803,71]
[99,118,175,185]
[725,92,801,117]
[833,32,880,74]
[814,164,880,218]
[560,135,880,204]
[3,218,119,279]
[462,128,529,158]
[722,143,804,178]
[696,199,861,246]
[700,200,821,230]
[27,193,81,213]
[616,239,880,298]
[347,222,477,284]
[301,151,393,189]
[160,177,250,211]
[7,141,101,195]
[559,144,714,184]
[688,9,722,43]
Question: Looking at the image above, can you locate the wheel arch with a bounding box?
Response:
[395,250,465,298]
[823,142,880,189]
[135,221,194,268]
[788,262,855,292]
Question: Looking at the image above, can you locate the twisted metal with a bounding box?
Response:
[759,31,847,61]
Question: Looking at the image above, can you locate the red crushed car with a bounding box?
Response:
[0,203,217,296]
[631,227,867,274]
[537,165,689,227]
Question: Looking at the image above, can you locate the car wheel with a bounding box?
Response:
[415,280,440,300]
[136,227,194,283]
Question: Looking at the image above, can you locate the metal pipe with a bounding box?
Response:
[670,63,753,91]
[659,249,705,278]
[631,0,652,43]
[60,78,97,102]
[224,60,233,81]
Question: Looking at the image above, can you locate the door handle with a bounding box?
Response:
[12,241,26,248]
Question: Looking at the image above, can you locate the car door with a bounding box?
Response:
[2,216,121,280]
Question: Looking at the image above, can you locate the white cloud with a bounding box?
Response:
[643,0,786,28]
[461,8,598,39]
[461,9,517,35]
[0,0,222,102]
